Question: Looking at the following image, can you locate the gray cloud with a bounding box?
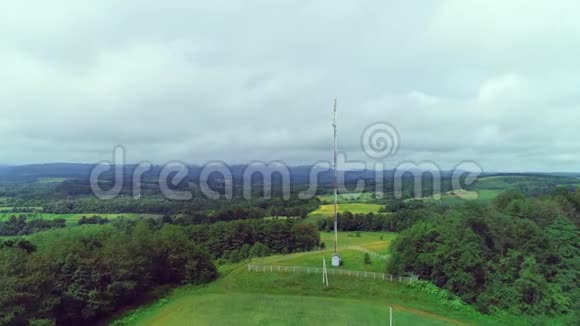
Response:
[1,0,580,172]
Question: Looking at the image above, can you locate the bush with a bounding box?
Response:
[249,242,270,258]
[364,253,371,264]
[407,281,474,312]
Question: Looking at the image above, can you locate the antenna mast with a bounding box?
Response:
[331,98,341,266]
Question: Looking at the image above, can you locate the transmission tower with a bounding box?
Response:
[331,98,341,267]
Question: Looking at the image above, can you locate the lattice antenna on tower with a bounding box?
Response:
[331,98,341,267]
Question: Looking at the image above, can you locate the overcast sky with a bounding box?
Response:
[2,0,580,172]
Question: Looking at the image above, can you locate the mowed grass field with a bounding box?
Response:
[268,232,397,273]
[0,212,160,225]
[317,192,376,203]
[320,231,396,254]
[304,203,385,224]
[309,203,384,217]
[114,231,508,326]
[122,291,453,326]
[411,188,502,205]
[477,189,503,201]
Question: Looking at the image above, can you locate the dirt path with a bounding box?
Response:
[389,304,472,326]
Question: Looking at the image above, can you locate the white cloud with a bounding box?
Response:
[0,0,579,171]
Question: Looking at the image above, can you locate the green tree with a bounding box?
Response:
[363,253,371,264]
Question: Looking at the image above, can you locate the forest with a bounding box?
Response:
[0,218,319,325]
[0,170,579,325]
[388,190,580,318]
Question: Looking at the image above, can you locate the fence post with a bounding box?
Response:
[390,275,393,281]
[399,276,401,282]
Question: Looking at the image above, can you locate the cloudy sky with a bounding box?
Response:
[2,0,580,172]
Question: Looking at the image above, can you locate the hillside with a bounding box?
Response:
[113,232,523,326]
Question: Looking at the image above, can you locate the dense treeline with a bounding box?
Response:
[472,175,580,198]
[78,215,109,225]
[0,222,217,325]
[317,200,438,232]
[0,218,319,325]
[388,190,580,319]
[0,215,66,236]
[41,196,319,219]
[186,219,320,262]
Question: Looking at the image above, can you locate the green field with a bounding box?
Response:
[0,212,160,225]
[114,231,510,326]
[320,231,396,254]
[305,203,385,224]
[317,192,376,204]
[120,291,453,326]
[268,232,397,273]
[410,185,504,205]
[408,175,577,205]
[309,203,384,217]
[477,189,503,201]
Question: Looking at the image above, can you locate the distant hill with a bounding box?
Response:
[1,163,577,189]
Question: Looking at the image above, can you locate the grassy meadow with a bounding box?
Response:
[0,212,160,226]
[317,192,376,203]
[304,203,385,224]
[320,231,396,253]
[113,231,516,326]
[267,232,397,273]
[309,203,383,217]
[119,291,454,326]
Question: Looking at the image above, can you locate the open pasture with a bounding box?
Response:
[309,203,384,217]
[0,212,160,224]
[317,192,376,203]
[262,232,396,274]
[113,231,508,326]
[120,291,453,326]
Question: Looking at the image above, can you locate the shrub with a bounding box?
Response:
[364,253,371,264]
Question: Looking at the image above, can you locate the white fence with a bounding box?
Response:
[338,245,389,261]
[247,264,418,283]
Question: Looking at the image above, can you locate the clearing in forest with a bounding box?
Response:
[113,231,505,326]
